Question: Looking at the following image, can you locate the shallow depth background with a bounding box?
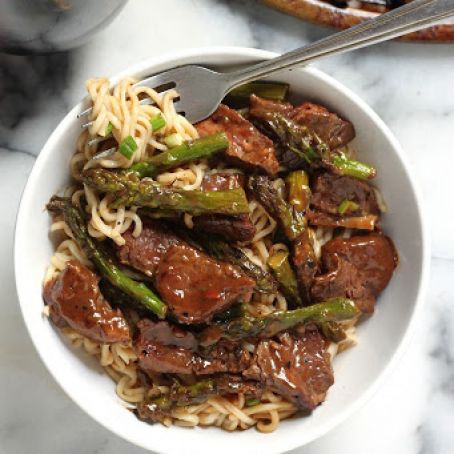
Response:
[1,1,454,453]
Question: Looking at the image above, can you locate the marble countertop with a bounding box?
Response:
[1,1,454,453]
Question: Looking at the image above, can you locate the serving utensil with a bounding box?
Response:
[79,0,454,126]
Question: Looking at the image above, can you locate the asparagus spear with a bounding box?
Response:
[83,169,250,216]
[330,151,377,180]
[126,133,228,178]
[224,81,290,108]
[200,298,360,344]
[252,111,376,179]
[248,175,305,241]
[46,196,167,319]
[286,170,310,213]
[267,251,302,307]
[179,232,277,294]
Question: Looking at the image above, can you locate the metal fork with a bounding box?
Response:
[79,0,454,126]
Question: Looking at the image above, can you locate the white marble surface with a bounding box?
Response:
[1,1,454,453]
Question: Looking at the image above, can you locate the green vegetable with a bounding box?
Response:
[286,170,310,213]
[331,152,376,180]
[46,196,167,319]
[105,122,113,136]
[245,398,260,407]
[200,298,360,344]
[224,81,290,108]
[267,251,302,307]
[119,135,138,159]
[338,199,360,215]
[164,132,183,148]
[150,113,166,131]
[248,175,305,241]
[83,168,250,216]
[320,321,347,343]
[127,133,228,178]
[251,111,329,170]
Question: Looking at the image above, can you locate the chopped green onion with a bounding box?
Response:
[164,133,184,148]
[119,135,138,159]
[150,114,166,132]
[338,199,360,215]
[245,398,260,407]
[105,122,113,136]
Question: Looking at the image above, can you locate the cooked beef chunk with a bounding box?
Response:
[196,104,279,176]
[200,172,246,192]
[311,173,379,216]
[307,210,377,231]
[117,221,181,277]
[155,244,255,324]
[194,172,256,243]
[292,231,318,304]
[136,319,251,375]
[291,102,355,149]
[311,254,375,313]
[243,330,333,410]
[43,260,130,343]
[321,234,397,295]
[250,95,355,150]
[192,215,256,243]
[249,95,294,118]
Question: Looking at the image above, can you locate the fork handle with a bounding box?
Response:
[225,0,454,87]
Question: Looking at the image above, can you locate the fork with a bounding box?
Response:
[79,0,454,128]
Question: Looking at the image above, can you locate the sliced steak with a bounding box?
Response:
[194,172,256,243]
[249,94,294,118]
[311,254,375,313]
[155,244,255,324]
[321,234,397,295]
[196,104,279,176]
[291,102,355,150]
[307,210,377,231]
[136,319,251,375]
[117,221,181,277]
[311,173,380,216]
[243,330,333,410]
[43,260,130,343]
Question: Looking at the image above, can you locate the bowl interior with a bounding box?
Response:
[14,48,427,454]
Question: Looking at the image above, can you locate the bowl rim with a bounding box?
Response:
[14,46,430,453]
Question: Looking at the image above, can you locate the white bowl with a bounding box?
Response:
[14,47,429,454]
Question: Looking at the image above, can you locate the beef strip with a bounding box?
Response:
[311,254,375,313]
[291,102,355,150]
[193,172,256,243]
[249,95,294,118]
[321,234,397,295]
[155,244,255,324]
[311,173,380,216]
[243,329,333,410]
[43,260,130,343]
[250,95,355,150]
[196,104,279,176]
[136,319,251,375]
[307,210,378,231]
[117,221,181,277]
